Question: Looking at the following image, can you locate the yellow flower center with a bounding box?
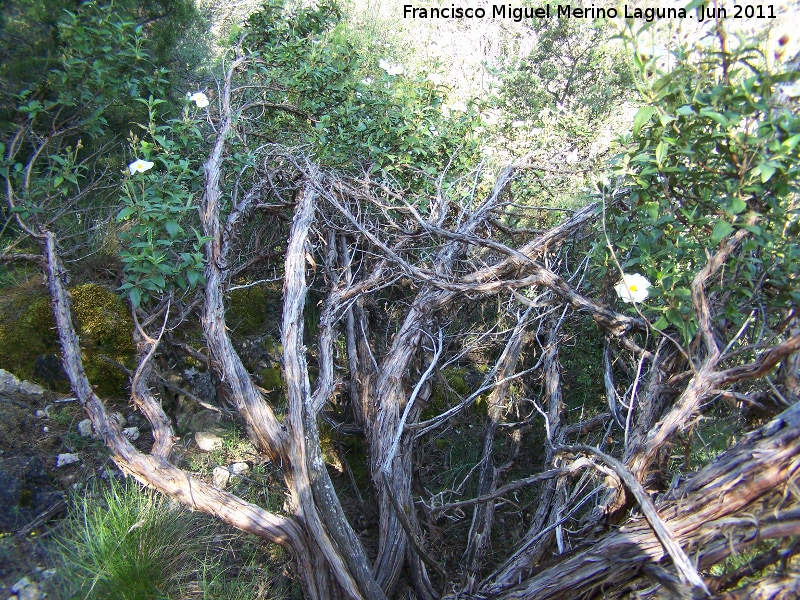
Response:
[629,285,638,292]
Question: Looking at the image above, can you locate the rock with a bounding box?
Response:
[100,467,122,481]
[11,576,43,600]
[188,370,217,406]
[212,466,230,488]
[109,412,126,429]
[0,457,63,533]
[77,419,93,437]
[0,368,46,397]
[0,468,23,525]
[125,412,144,428]
[1,455,46,482]
[35,410,47,419]
[212,463,249,488]
[230,462,250,476]
[195,431,223,452]
[56,453,80,468]
[19,380,45,396]
[122,426,140,441]
[33,353,68,389]
[188,409,220,433]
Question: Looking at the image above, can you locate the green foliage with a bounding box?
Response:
[50,479,217,600]
[0,0,201,123]
[1,1,168,249]
[243,0,481,200]
[500,11,632,129]
[116,96,209,307]
[599,26,800,343]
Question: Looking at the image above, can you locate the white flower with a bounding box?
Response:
[450,101,468,112]
[188,91,209,108]
[427,73,443,86]
[361,77,373,86]
[379,59,404,76]
[640,44,666,58]
[779,82,800,98]
[565,148,579,164]
[614,273,651,303]
[128,159,154,175]
[511,120,526,128]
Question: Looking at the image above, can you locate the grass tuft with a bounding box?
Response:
[48,478,217,599]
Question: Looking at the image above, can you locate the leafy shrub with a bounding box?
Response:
[598,26,800,343]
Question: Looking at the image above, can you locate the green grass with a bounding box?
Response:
[47,479,218,599]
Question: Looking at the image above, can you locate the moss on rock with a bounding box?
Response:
[0,283,134,395]
[227,286,269,337]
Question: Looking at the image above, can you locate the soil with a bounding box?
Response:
[0,383,152,595]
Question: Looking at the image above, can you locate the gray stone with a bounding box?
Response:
[0,368,46,397]
[18,380,45,395]
[56,453,80,468]
[189,370,217,406]
[195,431,223,452]
[230,462,250,476]
[212,466,230,488]
[77,419,93,437]
[122,426,140,441]
[0,368,18,393]
[188,409,220,433]
[109,412,126,429]
[11,577,43,600]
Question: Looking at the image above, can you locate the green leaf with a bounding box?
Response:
[187,270,202,287]
[758,163,776,183]
[633,106,656,136]
[725,197,747,215]
[711,220,735,244]
[129,287,142,307]
[665,308,685,328]
[164,220,181,236]
[782,133,800,151]
[117,206,136,220]
[652,315,670,330]
[655,140,668,165]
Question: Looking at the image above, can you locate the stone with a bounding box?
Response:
[56,453,80,468]
[188,409,220,433]
[77,419,93,437]
[18,380,45,396]
[11,576,43,600]
[0,368,45,396]
[212,466,230,488]
[122,427,140,441]
[230,462,250,476]
[1,455,46,482]
[125,412,144,428]
[109,412,126,429]
[188,370,217,406]
[33,353,68,389]
[194,431,223,452]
